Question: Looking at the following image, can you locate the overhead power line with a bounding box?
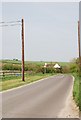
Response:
[0,23,22,27]
[10,23,22,26]
[0,19,25,82]
[0,20,21,24]
[0,20,22,27]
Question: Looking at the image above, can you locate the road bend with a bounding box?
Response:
[2,74,73,118]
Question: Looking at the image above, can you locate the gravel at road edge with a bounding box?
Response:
[58,76,79,118]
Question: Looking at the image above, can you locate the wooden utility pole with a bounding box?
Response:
[78,21,81,70]
[22,18,25,81]
[78,21,80,58]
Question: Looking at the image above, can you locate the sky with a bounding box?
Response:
[0,2,79,62]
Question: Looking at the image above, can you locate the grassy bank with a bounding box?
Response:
[73,73,81,111]
[0,73,54,91]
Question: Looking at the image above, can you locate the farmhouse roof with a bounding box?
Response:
[54,63,61,68]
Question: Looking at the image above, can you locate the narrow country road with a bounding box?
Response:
[2,74,73,118]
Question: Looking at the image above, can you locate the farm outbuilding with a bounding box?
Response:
[54,63,61,69]
[54,63,62,73]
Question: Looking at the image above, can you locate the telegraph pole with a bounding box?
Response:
[78,21,81,68]
[22,18,25,81]
[78,21,80,59]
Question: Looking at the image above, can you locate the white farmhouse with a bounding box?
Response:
[54,63,61,69]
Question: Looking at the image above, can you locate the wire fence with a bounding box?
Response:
[0,20,21,27]
[0,70,22,77]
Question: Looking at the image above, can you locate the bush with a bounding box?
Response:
[62,66,70,73]
[2,64,21,71]
[69,63,78,73]
[24,63,43,73]
[62,61,79,74]
[46,67,55,73]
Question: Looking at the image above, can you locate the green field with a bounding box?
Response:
[1,59,69,66]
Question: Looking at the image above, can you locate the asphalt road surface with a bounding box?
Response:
[2,74,73,118]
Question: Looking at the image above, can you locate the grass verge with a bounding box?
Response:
[72,73,81,111]
[0,73,54,91]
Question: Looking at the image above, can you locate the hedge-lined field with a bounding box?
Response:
[1,60,69,72]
